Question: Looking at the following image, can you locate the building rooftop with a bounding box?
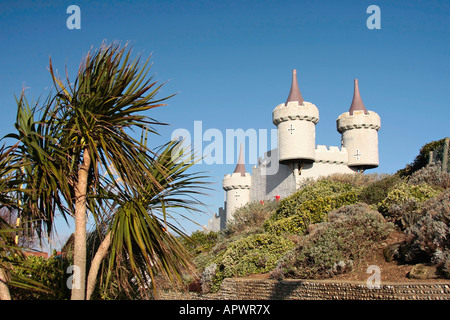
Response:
[349,79,369,115]
[286,69,304,105]
[233,144,246,176]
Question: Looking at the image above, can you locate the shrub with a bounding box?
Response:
[408,163,450,189]
[227,200,278,235]
[10,253,71,300]
[264,191,359,235]
[271,206,394,280]
[274,179,355,220]
[209,233,294,291]
[378,182,441,226]
[183,230,219,255]
[359,174,402,206]
[263,215,306,236]
[400,190,450,278]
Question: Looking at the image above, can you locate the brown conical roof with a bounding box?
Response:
[349,79,368,115]
[233,144,246,176]
[286,69,304,105]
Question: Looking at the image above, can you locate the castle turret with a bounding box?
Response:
[222,144,251,223]
[336,79,381,170]
[273,69,319,165]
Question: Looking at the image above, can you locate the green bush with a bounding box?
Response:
[271,205,394,280]
[10,253,71,300]
[400,190,450,278]
[209,233,295,291]
[378,182,441,226]
[274,179,355,220]
[264,191,359,235]
[184,230,219,255]
[359,174,402,205]
[408,163,450,189]
[227,200,278,235]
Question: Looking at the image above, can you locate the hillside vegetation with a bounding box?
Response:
[184,139,450,293]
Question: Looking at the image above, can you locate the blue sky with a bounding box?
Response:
[1,0,449,246]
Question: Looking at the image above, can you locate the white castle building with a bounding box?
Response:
[207,70,381,231]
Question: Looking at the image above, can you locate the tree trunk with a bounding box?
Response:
[86,231,111,300]
[71,148,91,300]
[0,267,11,300]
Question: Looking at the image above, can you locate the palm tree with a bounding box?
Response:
[85,141,208,299]
[7,42,208,299]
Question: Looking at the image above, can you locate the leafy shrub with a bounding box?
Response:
[274,179,355,220]
[408,163,450,189]
[400,190,450,278]
[264,191,359,235]
[378,182,441,226]
[327,202,376,223]
[10,253,71,300]
[208,233,294,291]
[271,205,394,280]
[359,174,402,206]
[183,230,219,255]
[227,200,278,235]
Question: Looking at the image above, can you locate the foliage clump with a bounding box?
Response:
[263,179,359,236]
[408,163,450,189]
[204,233,295,292]
[399,190,450,278]
[10,253,72,300]
[274,179,355,220]
[227,200,278,235]
[377,181,441,228]
[271,203,394,280]
[264,191,359,235]
[359,174,402,206]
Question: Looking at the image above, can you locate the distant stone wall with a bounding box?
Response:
[161,278,450,300]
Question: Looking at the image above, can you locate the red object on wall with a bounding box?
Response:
[275,195,281,201]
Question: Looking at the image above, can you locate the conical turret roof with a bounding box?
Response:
[286,69,304,105]
[349,79,368,115]
[233,144,246,176]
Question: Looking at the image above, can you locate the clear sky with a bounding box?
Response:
[1,0,449,247]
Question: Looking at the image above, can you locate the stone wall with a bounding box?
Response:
[161,278,450,300]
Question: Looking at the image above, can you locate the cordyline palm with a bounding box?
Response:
[86,141,208,299]
[44,42,201,300]
[5,93,73,240]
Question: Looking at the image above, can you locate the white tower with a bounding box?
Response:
[222,144,251,224]
[273,70,319,166]
[337,79,381,170]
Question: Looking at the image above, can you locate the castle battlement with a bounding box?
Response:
[222,172,251,191]
[315,145,348,164]
[336,110,381,133]
[273,101,319,125]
